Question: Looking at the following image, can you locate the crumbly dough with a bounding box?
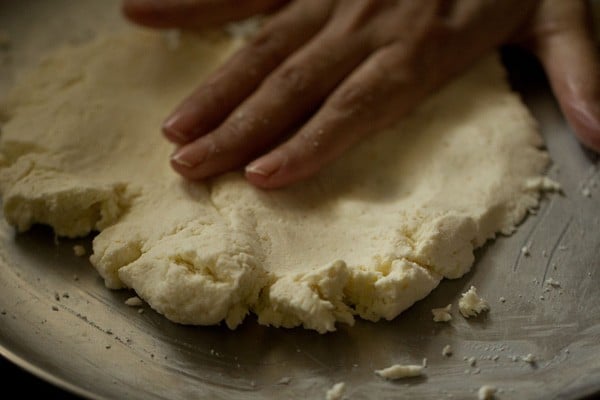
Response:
[0,29,550,333]
[459,286,490,318]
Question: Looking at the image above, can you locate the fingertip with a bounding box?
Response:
[244,155,287,189]
[121,0,175,28]
[121,0,153,25]
[564,101,600,152]
[162,115,191,144]
[169,142,209,180]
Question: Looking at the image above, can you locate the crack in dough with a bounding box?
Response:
[0,29,551,333]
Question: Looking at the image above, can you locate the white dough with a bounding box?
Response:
[0,29,550,333]
[375,364,424,380]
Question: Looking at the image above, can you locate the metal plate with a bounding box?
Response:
[1,1,599,399]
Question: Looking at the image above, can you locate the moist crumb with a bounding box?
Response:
[442,345,453,357]
[125,296,144,307]
[522,353,536,364]
[478,385,497,400]
[277,377,292,385]
[375,364,424,380]
[73,245,86,256]
[432,304,452,322]
[545,278,561,288]
[325,382,345,400]
[459,286,489,318]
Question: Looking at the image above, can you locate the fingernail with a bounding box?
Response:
[163,114,188,141]
[245,157,281,177]
[170,145,206,168]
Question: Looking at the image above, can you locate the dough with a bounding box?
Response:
[0,29,550,333]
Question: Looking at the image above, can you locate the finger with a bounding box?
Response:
[163,0,331,144]
[170,29,372,180]
[122,0,288,29]
[526,1,600,152]
[244,43,439,189]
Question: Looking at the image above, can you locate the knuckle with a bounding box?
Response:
[222,113,256,142]
[248,28,281,54]
[329,81,374,115]
[268,63,312,98]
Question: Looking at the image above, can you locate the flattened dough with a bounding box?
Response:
[0,30,549,333]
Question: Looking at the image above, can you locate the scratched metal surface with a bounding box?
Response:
[0,1,599,399]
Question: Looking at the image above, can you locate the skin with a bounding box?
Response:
[122,0,600,189]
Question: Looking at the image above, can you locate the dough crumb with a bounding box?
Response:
[277,377,292,385]
[442,345,453,357]
[325,382,346,400]
[73,245,87,257]
[545,278,561,288]
[499,297,506,303]
[524,176,561,192]
[375,364,423,380]
[432,304,452,322]
[582,187,591,198]
[467,357,477,367]
[124,296,144,307]
[459,286,489,318]
[521,245,530,257]
[522,353,536,364]
[478,385,497,400]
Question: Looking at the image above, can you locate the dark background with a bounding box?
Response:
[1,355,81,399]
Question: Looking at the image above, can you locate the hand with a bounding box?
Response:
[123,0,600,189]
